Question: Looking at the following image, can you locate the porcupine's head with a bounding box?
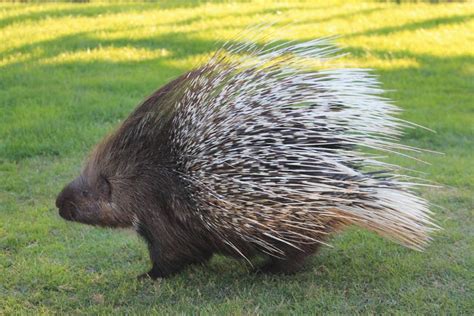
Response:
[55,164,116,227]
[55,78,184,228]
[55,132,145,228]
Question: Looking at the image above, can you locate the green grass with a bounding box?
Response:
[1,1,473,314]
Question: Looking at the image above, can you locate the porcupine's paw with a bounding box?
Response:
[254,258,306,275]
[137,271,161,281]
[254,245,320,275]
[137,266,170,280]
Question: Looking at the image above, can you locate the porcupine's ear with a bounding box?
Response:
[97,174,112,200]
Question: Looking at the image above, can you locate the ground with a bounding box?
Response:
[0,1,473,314]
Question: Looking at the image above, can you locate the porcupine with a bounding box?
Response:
[55,31,438,279]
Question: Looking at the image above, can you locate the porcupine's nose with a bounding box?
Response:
[55,181,72,209]
[56,183,76,220]
[55,189,65,209]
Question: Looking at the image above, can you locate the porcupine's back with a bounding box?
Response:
[155,34,438,258]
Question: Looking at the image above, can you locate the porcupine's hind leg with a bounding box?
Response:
[256,220,341,275]
[257,244,321,275]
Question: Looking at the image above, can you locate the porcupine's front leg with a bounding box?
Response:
[139,241,189,279]
[136,220,213,279]
[142,242,213,279]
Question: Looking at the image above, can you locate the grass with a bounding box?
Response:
[1,0,473,314]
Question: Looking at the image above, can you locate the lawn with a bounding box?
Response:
[0,0,473,314]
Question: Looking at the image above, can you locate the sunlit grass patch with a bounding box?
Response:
[40,46,170,65]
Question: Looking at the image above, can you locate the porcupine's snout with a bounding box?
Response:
[56,185,75,220]
[56,178,80,221]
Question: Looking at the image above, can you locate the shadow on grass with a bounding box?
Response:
[348,13,474,37]
[0,1,245,29]
[0,3,146,29]
[46,228,439,313]
[291,7,387,26]
[0,1,332,31]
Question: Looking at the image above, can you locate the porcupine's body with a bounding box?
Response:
[55,35,437,278]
